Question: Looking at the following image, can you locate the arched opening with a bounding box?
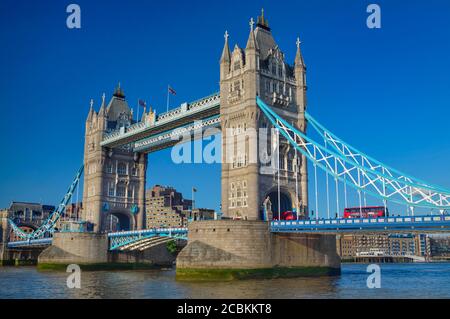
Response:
[265,190,292,220]
[105,212,131,232]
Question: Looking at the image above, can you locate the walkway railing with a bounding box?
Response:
[7,238,53,248]
[108,227,188,250]
[101,93,220,146]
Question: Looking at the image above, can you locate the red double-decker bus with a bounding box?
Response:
[273,211,297,221]
[343,206,388,218]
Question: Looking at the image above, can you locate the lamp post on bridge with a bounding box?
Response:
[192,187,197,211]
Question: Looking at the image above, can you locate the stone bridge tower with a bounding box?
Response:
[82,85,147,232]
[220,11,308,220]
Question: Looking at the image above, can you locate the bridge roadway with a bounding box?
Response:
[271,214,450,233]
[100,93,220,152]
[7,215,450,249]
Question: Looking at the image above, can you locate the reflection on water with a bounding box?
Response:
[0,263,449,299]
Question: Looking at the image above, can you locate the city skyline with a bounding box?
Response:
[1,0,450,215]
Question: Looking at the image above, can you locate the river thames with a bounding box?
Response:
[0,263,449,299]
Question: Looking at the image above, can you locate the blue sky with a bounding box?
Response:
[0,0,449,216]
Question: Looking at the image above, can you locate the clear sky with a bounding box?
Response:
[1,0,449,216]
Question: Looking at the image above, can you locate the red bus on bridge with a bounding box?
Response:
[272,211,297,221]
[343,206,388,218]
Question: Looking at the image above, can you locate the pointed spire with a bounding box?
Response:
[98,92,106,116]
[220,30,231,63]
[295,37,305,67]
[256,8,270,30]
[87,99,94,121]
[113,82,125,98]
[141,106,147,121]
[246,18,257,50]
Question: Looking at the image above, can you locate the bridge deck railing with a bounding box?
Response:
[271,215,450,232]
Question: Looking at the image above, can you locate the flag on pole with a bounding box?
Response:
[138,99,146,107]
[168,86,177,95]
[192,187,197,192]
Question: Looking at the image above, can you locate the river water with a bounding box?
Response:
[0,263,449,299]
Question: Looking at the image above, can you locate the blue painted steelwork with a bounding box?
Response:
[108,227,188,250]
[133,114,220,152]
[8,166,84,240]
[271,215,450,233]
[7,238,53,249]
[305,113,450,194]
[255,96,450,210]
[101,93,220,148]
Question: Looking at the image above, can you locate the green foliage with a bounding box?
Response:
[166,240,177,254]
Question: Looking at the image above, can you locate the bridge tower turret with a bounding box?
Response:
[294,38,309,215]
[82,85,147,232]
[220,11,309,220]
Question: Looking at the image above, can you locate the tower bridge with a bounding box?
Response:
[3,10,450,278]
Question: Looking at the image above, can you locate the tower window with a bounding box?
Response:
[234,61,240,71]
[108,183,115,197]
[116,186,126,197]
[233,81,240,92]
[117,162,127,175]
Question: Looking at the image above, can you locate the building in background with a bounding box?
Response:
[0,202,55,241]
[185,208,216,222]
[338,233,417,258]
[389,234,416,256]
[145,185,215,228]
[415,234,431,257]
[429,234,450,258]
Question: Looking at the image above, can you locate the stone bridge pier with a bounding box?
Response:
[176,220,340,280]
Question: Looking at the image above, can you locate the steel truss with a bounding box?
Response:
[256,96,450,210]
[108,228,188,250]
[8,166,84,240]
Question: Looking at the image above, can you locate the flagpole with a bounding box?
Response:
[137,99,140,123]
[166,85,170,112]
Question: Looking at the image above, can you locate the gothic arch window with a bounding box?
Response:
[265,79,270,93]
[117,112,131,129]
[107,182,115,197]
[280,154,286,170]
[116,185,126,197]
[117,162,127,175]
